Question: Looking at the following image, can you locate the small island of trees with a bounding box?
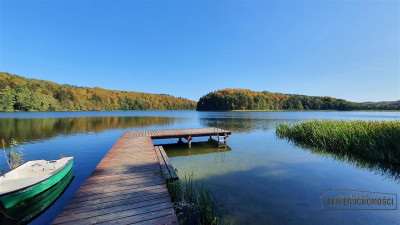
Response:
[196,89,400,111]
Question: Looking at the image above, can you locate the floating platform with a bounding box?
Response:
[53,127,231,224]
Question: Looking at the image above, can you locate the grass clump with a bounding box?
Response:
[166,173,225,225]
[276,120,400,165]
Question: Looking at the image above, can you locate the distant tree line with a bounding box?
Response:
[0,72,196,111]
[197,89,400,111]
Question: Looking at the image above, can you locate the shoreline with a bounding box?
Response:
[0,109,399,113]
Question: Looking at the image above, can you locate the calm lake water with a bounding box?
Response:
[0,111,399,224]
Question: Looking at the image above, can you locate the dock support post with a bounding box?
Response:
[178,137,183,144]
[187,135,192,148]
[218,133,228,146]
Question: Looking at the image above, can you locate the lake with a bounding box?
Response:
[0,111,399,224]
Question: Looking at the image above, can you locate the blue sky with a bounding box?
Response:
[0,0,398,102]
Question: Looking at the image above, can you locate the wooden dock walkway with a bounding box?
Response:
[53,127,231,225]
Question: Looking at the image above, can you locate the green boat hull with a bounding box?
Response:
[1,170,74,225]
[0,160,73,209]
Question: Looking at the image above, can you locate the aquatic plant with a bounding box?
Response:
[276,120,400,172]
[1,138,24,171]
[166,173,225,225]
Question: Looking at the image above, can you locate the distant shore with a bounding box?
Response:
[230,109,400,112]
[1,109,399,113]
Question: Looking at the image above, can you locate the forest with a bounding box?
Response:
[0,72,196,111]
[1,73,398,112]
[196,89,400,111]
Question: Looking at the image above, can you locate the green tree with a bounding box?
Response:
[15,85,32,110]
[0,86,15,111]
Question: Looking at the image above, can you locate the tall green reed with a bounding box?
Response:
[276,120,400,167]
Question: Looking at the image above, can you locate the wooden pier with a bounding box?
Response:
[53,127,231,225]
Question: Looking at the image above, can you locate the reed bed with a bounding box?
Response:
[276,120,400,165]
[166,173,225,225]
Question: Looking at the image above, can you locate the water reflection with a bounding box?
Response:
[0,170,74,225]
[282,140,400,182]
[200,118,284,133]
[309,147,400,181]
[163,140,231,163]
[0,116,176,145]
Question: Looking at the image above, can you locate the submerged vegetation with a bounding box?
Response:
[0,72,196,111]
[166,174,224,225]
[276,120,400,178]
[197,89,400,111]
